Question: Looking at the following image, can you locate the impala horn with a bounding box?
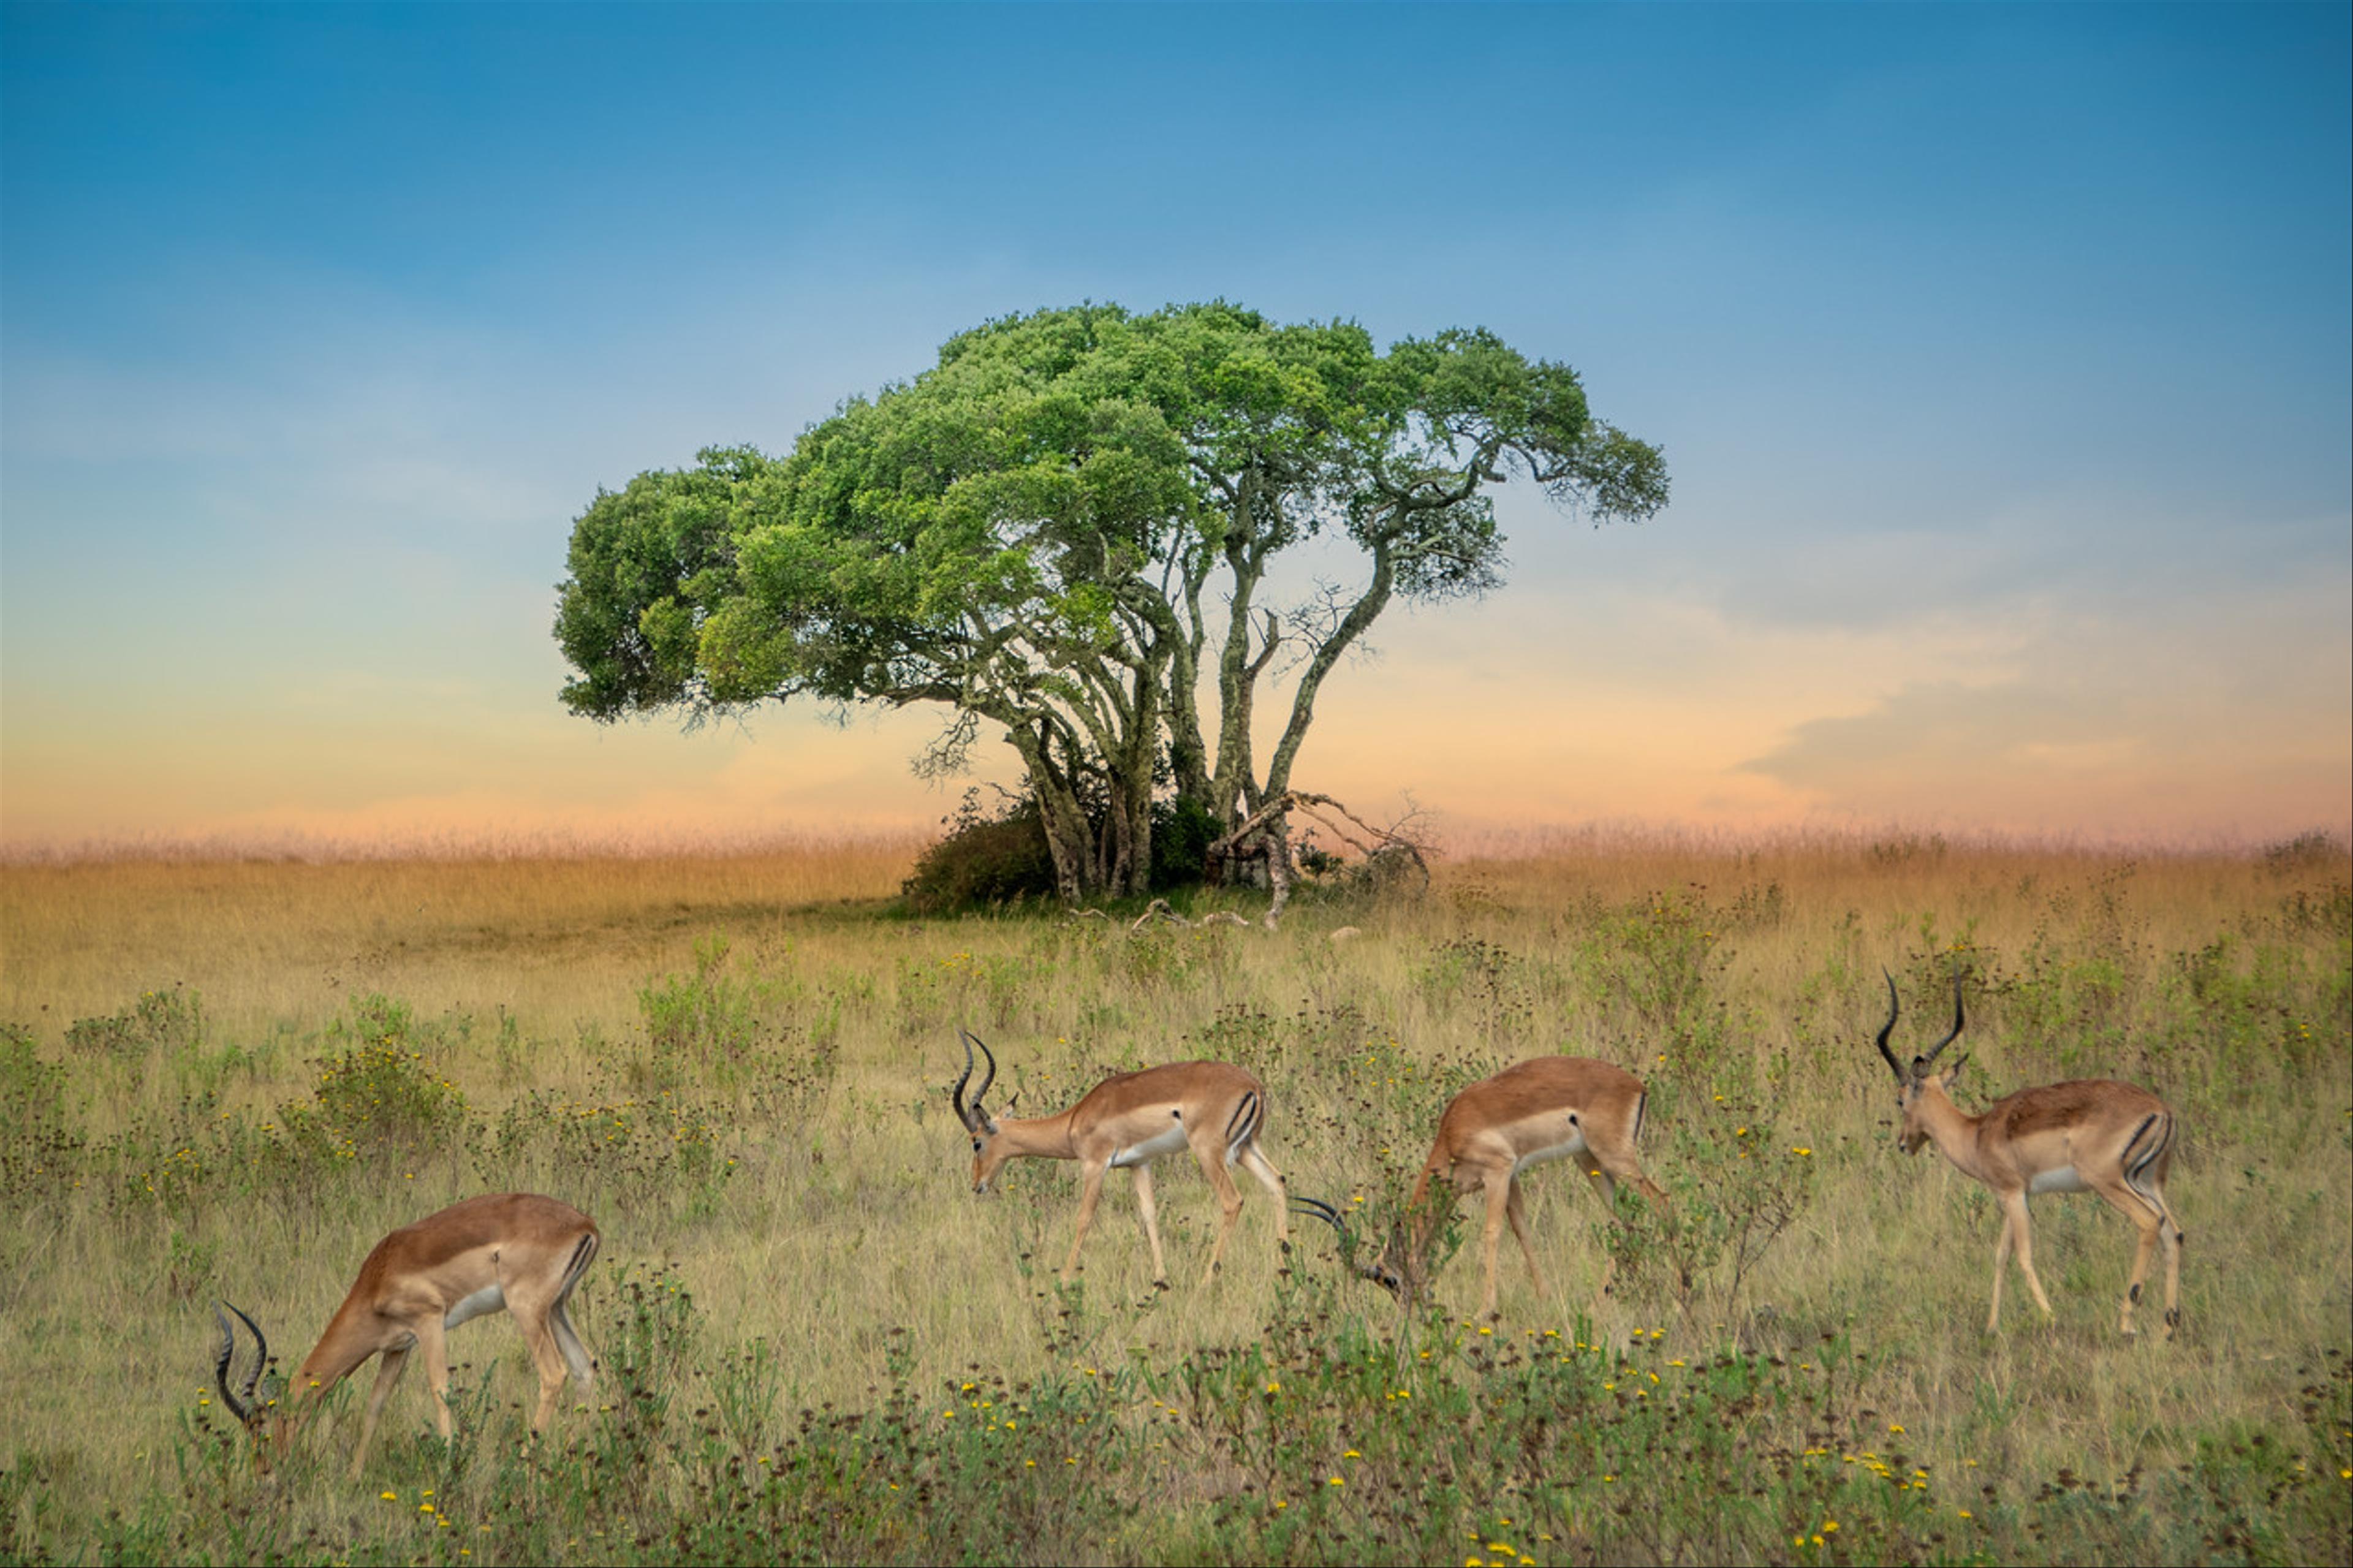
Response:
[1916,969,1966,1074]
[1874,970,1906,1082]
[212,1301,269,1431]
[952,1029,998,1132]
[1288,1196,1403,1297]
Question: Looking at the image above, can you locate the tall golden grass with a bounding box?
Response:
[0,830,2345,1562]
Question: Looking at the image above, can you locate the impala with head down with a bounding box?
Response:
[1295,1055,1667,1319]
[1874,971,2184,1338]
[949,1030,1289,1287]
[211,1192,599,1477]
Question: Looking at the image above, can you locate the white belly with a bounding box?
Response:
[444,1283,506,1328]
[2028,1166,2091,1196]
[1108,1122,1189,1168]
[1511,1124,1590,1178]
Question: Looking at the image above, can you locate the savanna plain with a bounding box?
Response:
[0,833,2346,1566]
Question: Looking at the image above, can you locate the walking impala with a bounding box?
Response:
[949,1030,1289,1286]
[1295,1055,1667,1319]
[1874,971,2184,1338]
[211,1192,601,1476]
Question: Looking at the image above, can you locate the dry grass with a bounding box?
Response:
[0,832,2346,1563]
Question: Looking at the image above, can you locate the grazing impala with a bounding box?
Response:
[1295,1056,1667,1319]
[1874,971,2184,1338]
[211,1192,601,1476]
[949,1030,1289,1286]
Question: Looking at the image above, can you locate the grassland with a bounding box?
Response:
[0,832,2346,1565]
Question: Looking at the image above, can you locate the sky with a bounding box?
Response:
[3,2,2347,855]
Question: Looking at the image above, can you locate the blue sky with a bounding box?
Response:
[4,3,2347,849]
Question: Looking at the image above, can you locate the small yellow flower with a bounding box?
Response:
[381,1492,397,1502]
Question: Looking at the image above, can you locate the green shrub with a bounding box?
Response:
[63,984,204,1062]
[901,790,1060,913]
[1150,793,1219,892]
[312,994,467,1146]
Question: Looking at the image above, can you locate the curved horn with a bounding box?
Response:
[1917,968,1966,1070]
[1287,1196,1400,1293]
[971,1032,997,1113]
[1288,1195,1347,1234]
[952,1029,999,1132]
[951,1031,977,1131]
[1874,969,1905,1081]
[212,1301,268,1430]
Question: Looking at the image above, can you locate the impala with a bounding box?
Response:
[211,1192,601,1476]
[1874,971,2184,1338]
[949,1030,1289,1286]
[1295,1055,1667,1318]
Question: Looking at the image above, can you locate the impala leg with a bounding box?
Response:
[1578,1154,1621,1297]
[502,1287,578,1433]
[1238,1145,1290,1248]
[1131,1164,1170,1286]
[2158,1188,2184,1339]
[1503,1180,1548,1301]
[522,1317,576,1432]
[1191,1138,1248,1285]
[351,1346,411,1479]
[414,1318,458,1440]
[1064,1162,1109,1281]
[1586,1128,1668,1206]
[2002,1192,2055,1322]
[1987,1211,2014,1332]
[1478,1172,1513,1319]
[547,1297,596,1398]
[2086,1171,2162,1338]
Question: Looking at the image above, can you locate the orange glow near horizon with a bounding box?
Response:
[6,571,2344,859]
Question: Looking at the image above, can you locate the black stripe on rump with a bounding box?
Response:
[561,1231,601,1295]
[2118,1113,2172,1215]
[1225,1091,1260,1150]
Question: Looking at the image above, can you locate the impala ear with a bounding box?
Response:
[1939,1052,1969,1085]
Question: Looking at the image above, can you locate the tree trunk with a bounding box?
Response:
[1262,543,1395,800]
[1007,723,1098,904]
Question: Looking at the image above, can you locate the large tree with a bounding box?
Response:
[555,303,1667,901]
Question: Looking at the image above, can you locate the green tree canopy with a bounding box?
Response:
[555,302,1667,901]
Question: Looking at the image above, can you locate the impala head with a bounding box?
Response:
[951,1029,1013,1193]
[1874,969,1969,1154]
[1288,1196,1420,1301]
